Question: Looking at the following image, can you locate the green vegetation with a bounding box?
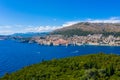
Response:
[53,29,94,37]
[52,29,120,37]
[1,53,120,80]
[102,32,120,37]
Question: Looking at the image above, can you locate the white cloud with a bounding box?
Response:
[62,17,120,26]
[86,17,120,23]
[85,17,120,23]
[0,25,64,35]
[62,21,81,27]
[1,17,120,35]
[0,30,14,35]
[24,26,63,32]
[109,17,120,20]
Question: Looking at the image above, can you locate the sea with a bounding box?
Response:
[0,40,120,77]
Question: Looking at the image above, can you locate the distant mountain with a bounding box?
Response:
[52,22,120,36]
[11,32,49,37]
[0,35,10,40]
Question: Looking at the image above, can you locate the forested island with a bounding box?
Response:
[1,53,120,80]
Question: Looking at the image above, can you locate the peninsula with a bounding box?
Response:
[1,53,120,80]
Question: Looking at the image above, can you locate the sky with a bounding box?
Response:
[0,0,120,35]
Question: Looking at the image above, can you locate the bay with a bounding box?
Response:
[0,40,120,77]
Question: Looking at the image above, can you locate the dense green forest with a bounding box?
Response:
[1,53,120,80]
[52,29,120,37]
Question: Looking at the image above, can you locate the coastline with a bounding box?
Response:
[35,42,120,47]
[16,38,120,47]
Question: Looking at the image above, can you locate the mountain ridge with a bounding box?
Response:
[52,22,120,36]
[54,22,120,32]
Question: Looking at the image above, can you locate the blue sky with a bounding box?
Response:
[0,0,120,35]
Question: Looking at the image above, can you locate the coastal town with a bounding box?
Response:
[1,33,120,46]
[19,34,120,46]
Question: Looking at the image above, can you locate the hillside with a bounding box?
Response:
[52,22,120,37]
[1,53,120,80]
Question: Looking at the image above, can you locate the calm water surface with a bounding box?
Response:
[0,40,120,77]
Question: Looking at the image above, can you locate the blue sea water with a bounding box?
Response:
[0,40,120,77]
